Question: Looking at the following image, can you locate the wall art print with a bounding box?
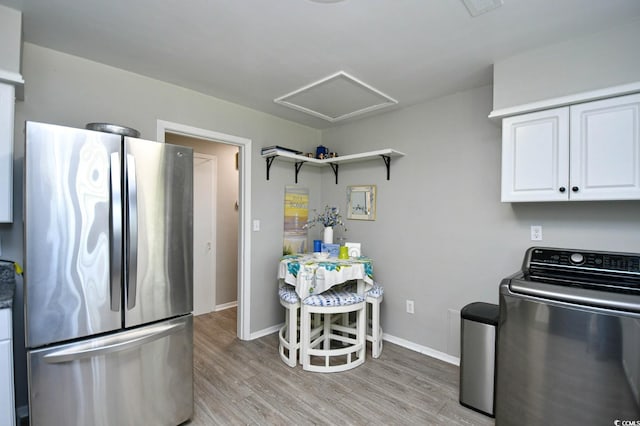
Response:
[283,185,308,255]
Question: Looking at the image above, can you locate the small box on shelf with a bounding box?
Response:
[321,243,340,258]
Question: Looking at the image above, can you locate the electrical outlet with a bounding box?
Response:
[252,220,260,231]
[406,300,415,314]
[531,225,542,241]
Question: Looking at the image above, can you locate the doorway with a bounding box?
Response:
[156,120,252,340]
[192,153,217,316]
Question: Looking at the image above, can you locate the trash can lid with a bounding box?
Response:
[461,302,499,325]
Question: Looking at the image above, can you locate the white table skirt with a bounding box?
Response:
[278,254,374,300]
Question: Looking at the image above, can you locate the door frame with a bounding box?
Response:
[157,120,251,340]
[193,152,217,315]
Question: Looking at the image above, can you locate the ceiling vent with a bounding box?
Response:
[461,0,503,17]
[274,71,398,123]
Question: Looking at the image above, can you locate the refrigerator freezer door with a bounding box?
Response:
[124,138,193,327]
[28,314,193,426]
[25,122,123,348]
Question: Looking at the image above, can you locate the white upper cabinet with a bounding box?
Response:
[501,108,569,202]
[501,93,640,202]
[0,82,14,222]
[569,94,640,201]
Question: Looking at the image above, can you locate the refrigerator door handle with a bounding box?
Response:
[126,153,138,310]
[42,321,186,364]
[109,152,122,312]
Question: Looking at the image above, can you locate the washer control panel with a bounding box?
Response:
[527,247,640,274]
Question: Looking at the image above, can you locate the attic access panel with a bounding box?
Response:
[274,71,398,122]
[461,0,503,17]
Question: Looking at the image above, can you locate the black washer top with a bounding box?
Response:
[523,247,640,295]
[461,302,499,326]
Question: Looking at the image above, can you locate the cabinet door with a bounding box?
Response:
[501,108,569,202]
[570,93,640,201]
[0,310,15,426]
[0,83,14,222]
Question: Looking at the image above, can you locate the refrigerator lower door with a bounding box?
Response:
[27,315,193,426]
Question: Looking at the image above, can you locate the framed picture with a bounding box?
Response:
[347,185,376,220]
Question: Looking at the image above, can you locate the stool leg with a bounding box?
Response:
[300,305,311,368]
[370,299,382,358]
[342,311,350,337]
[289,303,299,366]
[323,313,331,350]
[357,302,366,361]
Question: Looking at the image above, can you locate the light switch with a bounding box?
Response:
[253,220,260,231]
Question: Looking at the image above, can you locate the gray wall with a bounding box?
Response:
[1,42,322,408]
[165,133,239,307]
[493,17,640,110]
[321,84,640,356]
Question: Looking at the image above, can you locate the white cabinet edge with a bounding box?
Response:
[0,309,15,426]
[0,69,24,100]
[0,83,14,222]
[489,81,640,120]
[0,309,11,340]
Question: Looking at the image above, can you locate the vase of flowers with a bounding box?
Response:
[323,226,333,244]
[303,205,347,245]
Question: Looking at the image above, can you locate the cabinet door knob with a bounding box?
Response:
[559,187,566,193]
[572,186,579,192]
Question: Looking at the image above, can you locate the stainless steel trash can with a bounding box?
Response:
[459,302,499,417]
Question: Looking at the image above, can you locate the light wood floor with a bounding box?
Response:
[186,308,495,425]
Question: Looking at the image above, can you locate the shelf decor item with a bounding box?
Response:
[323,226,333,244]
[321,243,340,257]
[303,205,346,245]
[315,145,329,159]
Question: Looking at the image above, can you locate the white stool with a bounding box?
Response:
[300,289,366,373]
[278,285,300,368]
[365,283,384,359]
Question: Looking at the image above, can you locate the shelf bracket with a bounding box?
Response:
[381,155,391,180]
[265,156,277,180]
[329,163,339,184]
[294,161,305,184]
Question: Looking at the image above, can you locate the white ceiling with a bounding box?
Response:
[2,0,640,129]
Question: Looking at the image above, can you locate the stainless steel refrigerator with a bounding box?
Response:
[23,121,194,426]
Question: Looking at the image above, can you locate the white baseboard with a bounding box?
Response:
[383,333,460,366]
[215,301,238,312]
[250,323,461,366]
[250,323,281,340]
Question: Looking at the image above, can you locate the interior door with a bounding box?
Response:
[124,138,193,327]
[193,154,217,316]
[25,122,122,348]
